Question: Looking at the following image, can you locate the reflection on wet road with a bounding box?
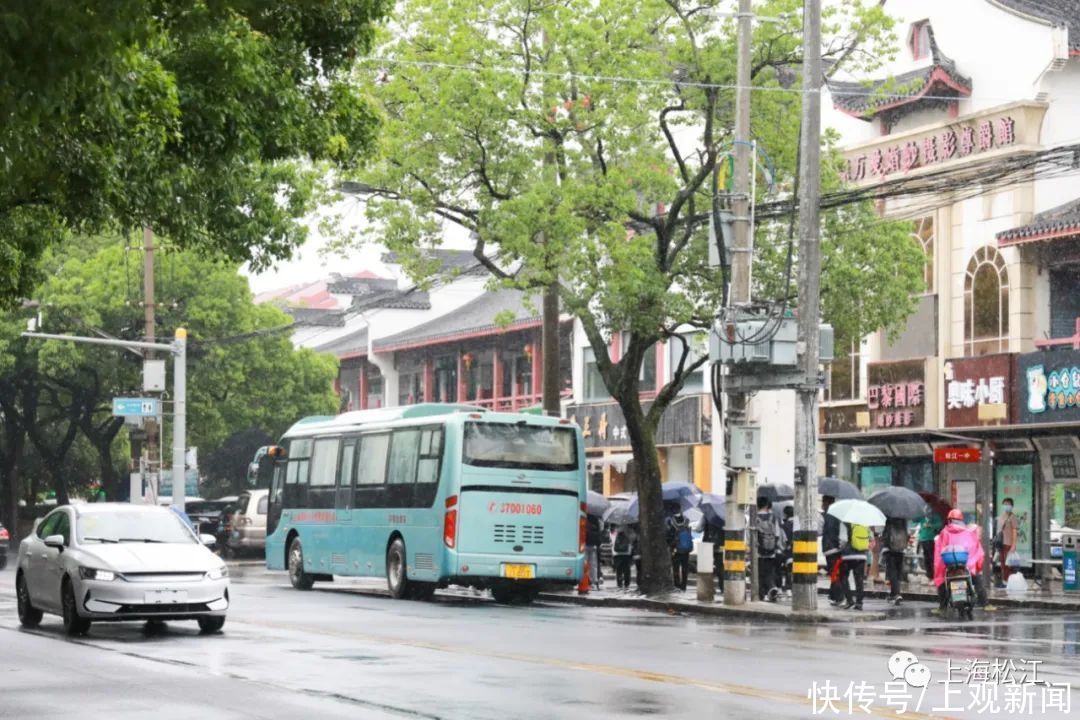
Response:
[0,565,1076,719]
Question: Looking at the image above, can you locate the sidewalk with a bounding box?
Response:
[844,572,1080,611]
[539,578,888,624]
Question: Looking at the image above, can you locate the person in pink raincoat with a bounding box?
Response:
[933,509,987,609]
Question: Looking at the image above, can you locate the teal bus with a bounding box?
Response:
[262,404,586,603]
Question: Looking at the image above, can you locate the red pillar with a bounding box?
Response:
[492,347,502,407]
[423,357,434,402]
[530,334,542,403]
[457,352,467,404]
[358,363,369,410]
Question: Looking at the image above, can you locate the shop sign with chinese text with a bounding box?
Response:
[866,359,926,430]
[943,354,1013,427]
[1016,348,1080,424]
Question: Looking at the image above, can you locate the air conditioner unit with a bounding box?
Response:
[1033,436,1080,452]
[889,442,932,457]
[855,444,893,459]
[991,438,1034,453]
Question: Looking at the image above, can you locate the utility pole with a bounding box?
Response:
[723,0,754,607]
[791,0,824,613]
[142,227,159,502]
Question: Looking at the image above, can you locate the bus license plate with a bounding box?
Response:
[502,564,535,580]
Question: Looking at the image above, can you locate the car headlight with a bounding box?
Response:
[206,565,228,581]
[79,567,116,582]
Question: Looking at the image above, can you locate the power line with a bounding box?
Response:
[356,54,1052,106]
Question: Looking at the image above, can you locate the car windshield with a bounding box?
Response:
[186,501,229,514]
[78,510,196,545]
[463,422,578,471]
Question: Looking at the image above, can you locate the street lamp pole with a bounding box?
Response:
[21,329,190,512]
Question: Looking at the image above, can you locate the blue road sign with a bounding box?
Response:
[112,397,159,417]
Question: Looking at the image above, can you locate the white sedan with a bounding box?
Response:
[15,503,229,635]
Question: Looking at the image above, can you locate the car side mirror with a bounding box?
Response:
[43,534,65,550]
[199,533,217,547]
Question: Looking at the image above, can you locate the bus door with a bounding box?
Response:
[268,461,286,537]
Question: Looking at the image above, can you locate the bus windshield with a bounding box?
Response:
[463,422,577,471]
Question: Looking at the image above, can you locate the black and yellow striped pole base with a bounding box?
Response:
[723,529,746,584]
[792,530,819,585]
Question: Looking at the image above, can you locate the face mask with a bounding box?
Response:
[1004,505,1013,512]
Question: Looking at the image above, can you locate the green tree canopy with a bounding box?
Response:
[0,0,389,306]
[0,235,338,516]
[346,0,924,594]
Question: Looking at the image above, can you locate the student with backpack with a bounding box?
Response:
[883,517,909,604]
[612,527,633,590]
[671,512,693,591]
[840,521,870,610]
[756,496,785,602]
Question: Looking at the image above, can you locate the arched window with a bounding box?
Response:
[964,246,1009,356]
[912,216,934,292]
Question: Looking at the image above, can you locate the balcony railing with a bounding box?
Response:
[1035,318,1080,350]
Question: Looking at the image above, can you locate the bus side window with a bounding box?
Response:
[308,437,340,510]
[355,433,390,509]
[336,438,357,510]
[415,428,443,508]
[387,429,420,508]
[285,438,312,509]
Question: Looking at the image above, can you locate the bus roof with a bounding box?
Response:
[281,404,575,438]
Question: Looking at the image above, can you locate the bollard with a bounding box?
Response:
[697,541,716,601]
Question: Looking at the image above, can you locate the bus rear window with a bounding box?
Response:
[463,423,578,471]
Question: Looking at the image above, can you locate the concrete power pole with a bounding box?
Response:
[142,227,158,502]
[791,0,824,613]
[723,0,754,607]
[542,283,560,416]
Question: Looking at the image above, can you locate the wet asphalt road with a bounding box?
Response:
[0,563,1078,720]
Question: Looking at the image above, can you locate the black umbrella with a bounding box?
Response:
[868,486,928,520]
[757,483,794,502]
[818,476,863,500]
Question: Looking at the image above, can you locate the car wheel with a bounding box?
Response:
[61,577,91,636]
[288,537,315,591]
[386,538,410,600]
[16,573,43,628]
[198,616,226,633]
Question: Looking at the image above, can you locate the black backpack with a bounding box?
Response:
[887,522,909,553]
[614,531,630,554]
[757,514,778,554]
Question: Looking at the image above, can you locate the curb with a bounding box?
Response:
[816,584,1080,611]
[537,592,887,624]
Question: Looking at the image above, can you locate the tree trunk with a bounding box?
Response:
[0,436,21,541]
[621,398,673,595]
[542,281,560,416]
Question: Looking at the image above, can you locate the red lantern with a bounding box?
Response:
[523,344,533,360]
[462,352,473,369]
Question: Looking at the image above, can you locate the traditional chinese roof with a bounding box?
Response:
[828,27,971,125]
[373,287,545,353]
[992,0,1080,52]
[285,307,347,327]
[313,326,369,358]
[997,197,1080,245]
[382,249,488,277]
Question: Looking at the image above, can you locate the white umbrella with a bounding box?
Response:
[827,499,886,528]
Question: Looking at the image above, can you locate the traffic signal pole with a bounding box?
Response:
[22,329,190,512]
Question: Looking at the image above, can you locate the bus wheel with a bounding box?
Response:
[386,538,410,599]
[408,582,436,602]
[288,537,315,591]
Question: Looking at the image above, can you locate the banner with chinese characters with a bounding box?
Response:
[866,359,926,430]
[943,354,1014,427]
[1015,348,1080,425]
